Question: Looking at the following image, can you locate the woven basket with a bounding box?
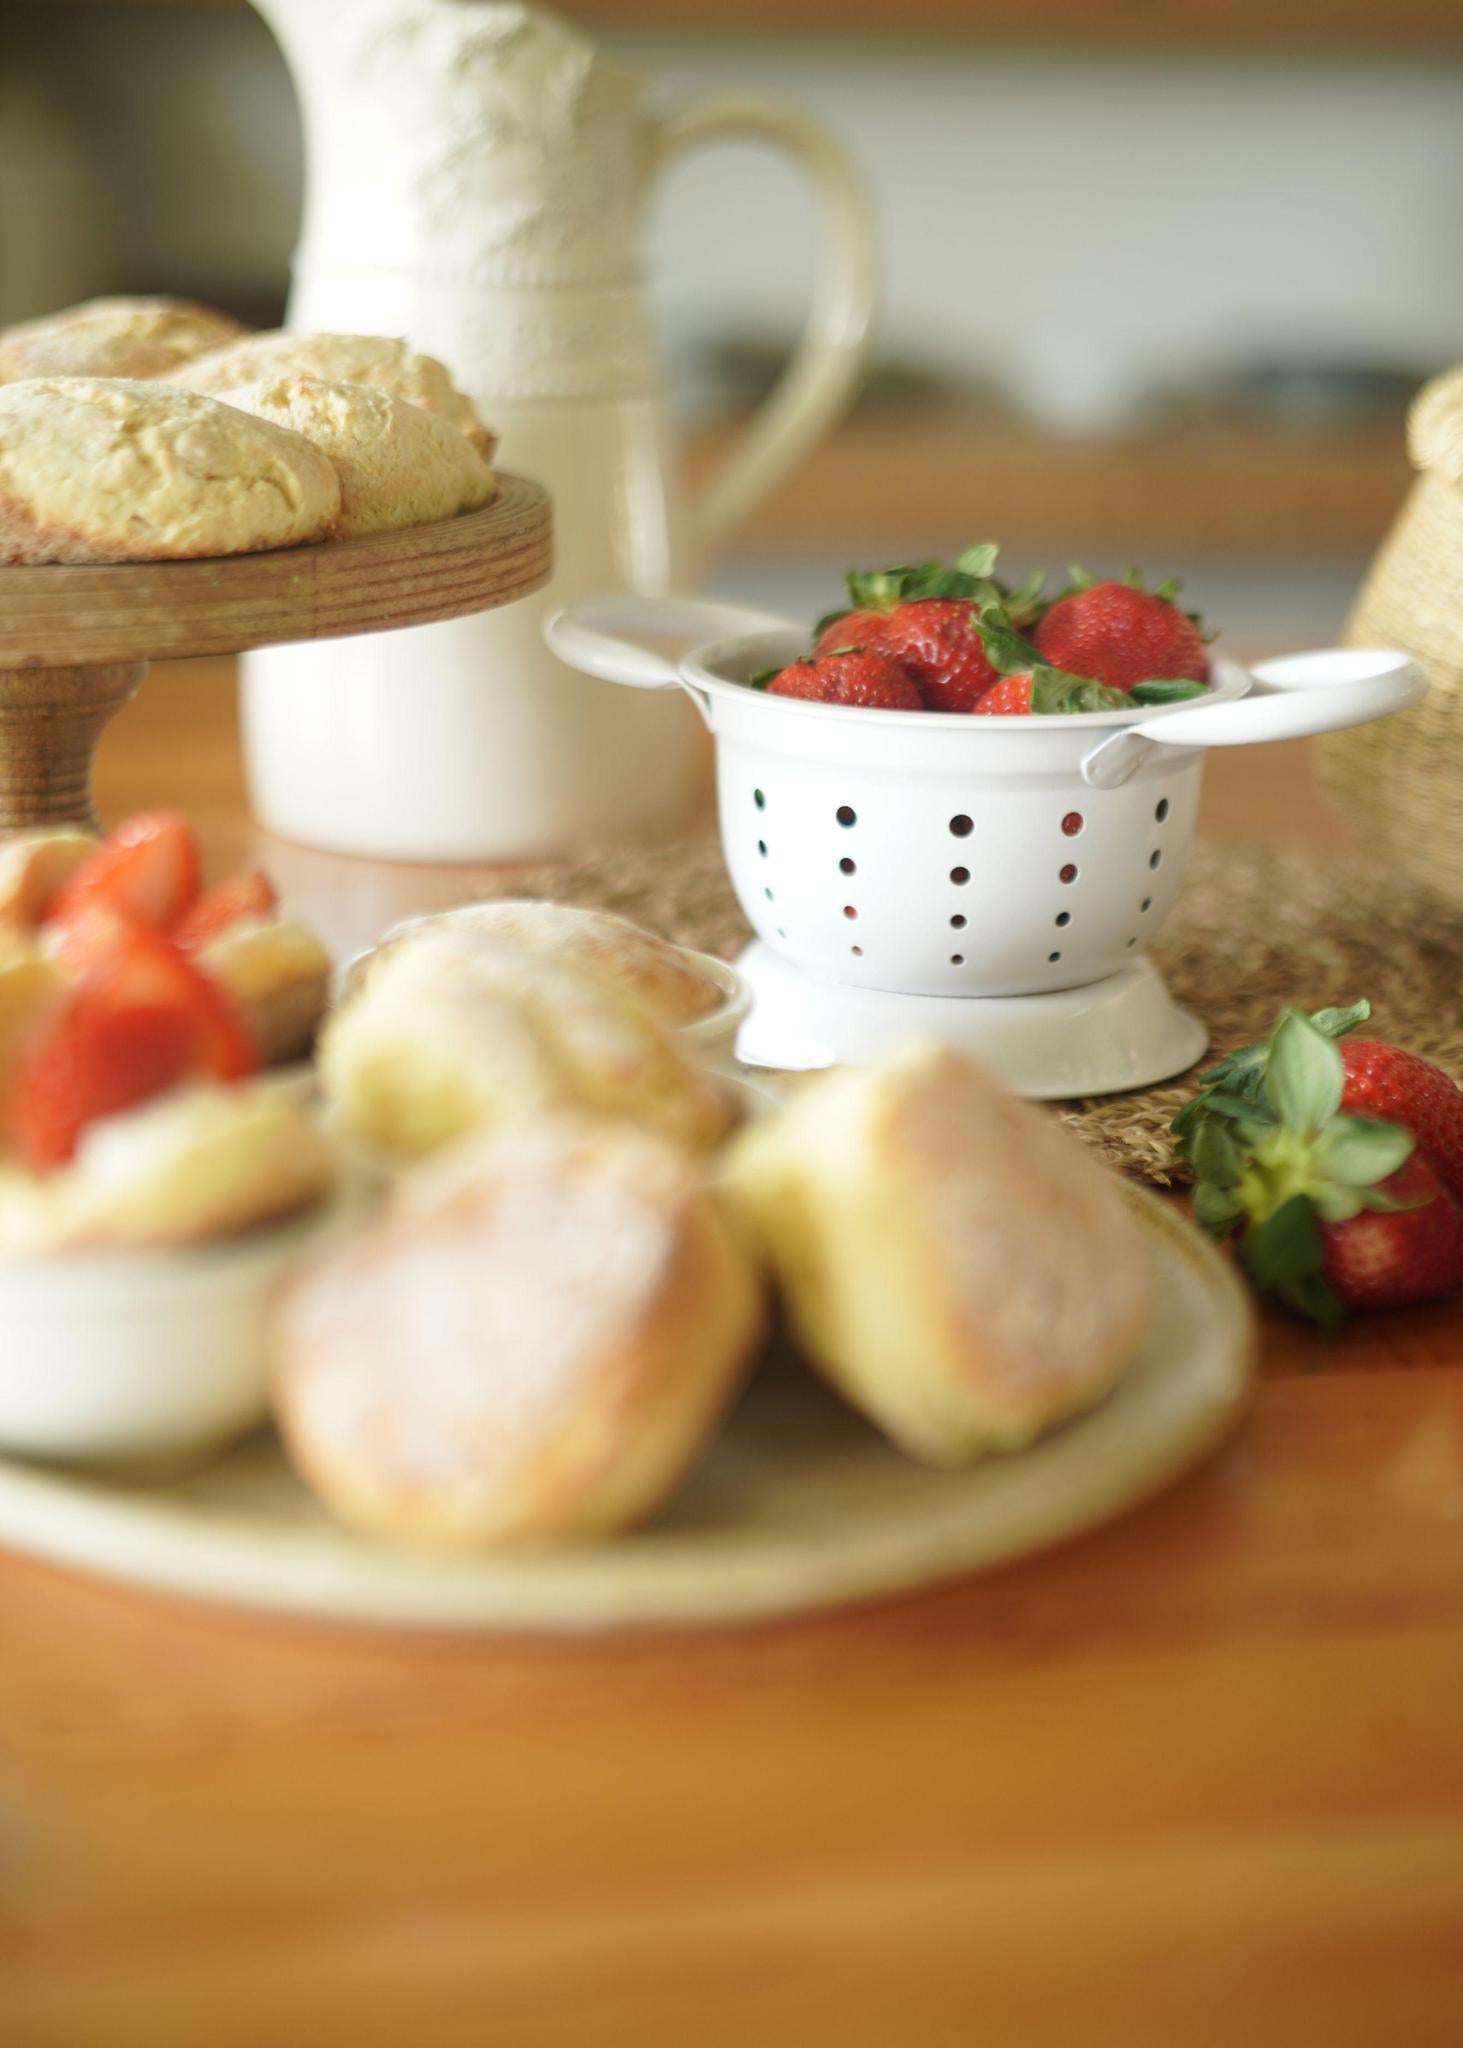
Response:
[1318,370,1463,907]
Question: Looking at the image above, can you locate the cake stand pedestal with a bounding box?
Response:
[0,474,551,833]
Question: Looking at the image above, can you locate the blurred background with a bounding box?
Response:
[4,0,1463,641]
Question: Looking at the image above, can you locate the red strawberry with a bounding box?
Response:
[47,810,202,935]
[1177,1003,1463,1327]
[813,609,893,659]
[1335,1038,1463,1203]
[6,918,258,1168]
[1318,1154,1463,1311]
[1033,572,1209,691]
[853,598,1001,714]
[172,870,278,950]
[973,672,1032,715]
[764,649,923,711]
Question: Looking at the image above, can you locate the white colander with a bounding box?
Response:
[546,596,1422,1090]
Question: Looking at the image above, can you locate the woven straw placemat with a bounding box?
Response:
[487,835,1463,1187]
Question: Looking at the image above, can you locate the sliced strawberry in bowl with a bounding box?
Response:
[5,916,258,1169]
[47,810,202,936]
[172,870,279,950]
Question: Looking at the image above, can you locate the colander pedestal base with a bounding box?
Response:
[734,946,1208,1100]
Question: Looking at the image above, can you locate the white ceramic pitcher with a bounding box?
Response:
[243,0,876,859]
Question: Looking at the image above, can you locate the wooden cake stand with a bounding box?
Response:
[0,473,551,833]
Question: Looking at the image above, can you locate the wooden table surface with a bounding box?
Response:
[3,663,1461,2047]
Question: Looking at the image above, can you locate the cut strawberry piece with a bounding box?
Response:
[6,994,197,1171]
[5,917,258,1168]
[47,810,201,936]
[172,870,278,950]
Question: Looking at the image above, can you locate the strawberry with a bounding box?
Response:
[47,810,202,936]
[5,917,258,1168]
[172,870,278,950]
[1175,1003,1463,1327]
[763,649,923,711]
[814,543,1045,714]
[1033,569,1210,691]
[972,669,1132,715]
[973,672,1032,715]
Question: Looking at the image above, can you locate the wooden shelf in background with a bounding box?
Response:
[684,410,1413,551]
[68,0,1463,40]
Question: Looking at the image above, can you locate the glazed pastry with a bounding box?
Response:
[0,827,100,928]
[320,927,730,1159]
[0,378,341,564]
[358,899,726,1027]
[196,916,332,1065]
[720,1043,1150,1464]
[174,331,493,456]
[276,1118,763,1545]
[219,376,495,536]
[0,297,246,383]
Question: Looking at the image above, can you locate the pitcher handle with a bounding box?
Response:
[647,94,877,553]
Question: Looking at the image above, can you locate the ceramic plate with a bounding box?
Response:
[0,1188,1252,1632]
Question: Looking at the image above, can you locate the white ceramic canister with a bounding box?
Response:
[243,0,876,859]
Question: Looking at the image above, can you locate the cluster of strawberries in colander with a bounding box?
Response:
[759,545,1214,714]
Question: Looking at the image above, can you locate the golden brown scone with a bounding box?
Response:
[220,375,495,535]
[197,916,332,1065]
[319,927,730,1160]
[174,331,493,456]
[46,1080,334,1251]
[0,378,341,565]
[0,827,100,928]
[276,1118,764,1545]
[359,900,726,1026]
[720,1043,1150,1465]
[0,297,246,383]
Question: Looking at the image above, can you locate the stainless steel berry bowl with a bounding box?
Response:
[546,596,1422,1094]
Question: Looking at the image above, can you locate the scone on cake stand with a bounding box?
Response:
[0,480,551,835]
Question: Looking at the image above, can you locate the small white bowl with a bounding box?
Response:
[0,1201,341,1464]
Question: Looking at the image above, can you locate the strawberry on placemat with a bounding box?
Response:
[1174,1001,1463,1327]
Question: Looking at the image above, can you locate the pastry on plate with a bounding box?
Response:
[0,827,100,928]
[720,1042,1150,1465]
[356,899,727,1027]
[174,330,493,456]
[0,297,246,384]
[0,378,341,565]
[320,926,730,1160]
[276,1117,764,1545]
[220,375,495,535]
[194,915,332,1065]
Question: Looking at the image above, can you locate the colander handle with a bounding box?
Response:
[545,596,796,704]
[1080,647,1424,788]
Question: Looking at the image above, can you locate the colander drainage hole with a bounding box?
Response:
[1049,951,1061,963]
[764,886,774,901]
[843,904,858,919]
[1155,797,1170,822]
[754,789,766,810]
[950,954,964,966]
[1141,896,1152,913]
[950,914,966,929]
[1061,811,1084,837]
[950,865,970,885]
[851,944,863,956]
[1059,863,1078,884]
[839,856,856,875]
[836,805,857,827]
[949,814,973,837]
[1127,936,1138,947]
[777,927,787,939]
[1149,849,1162,869]
[757,839,767,856]
[1055,911,1071,928]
